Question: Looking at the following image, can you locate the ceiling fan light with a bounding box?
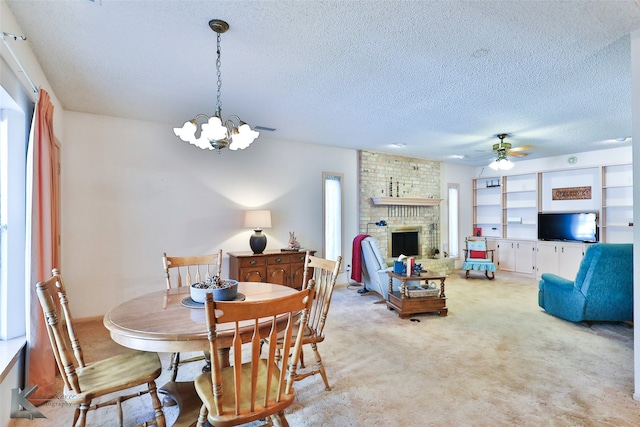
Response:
[500,159,514,170]
[489,157,514,171]
[488,134,516,170]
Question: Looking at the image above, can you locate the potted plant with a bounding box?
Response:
[190,276,238,303]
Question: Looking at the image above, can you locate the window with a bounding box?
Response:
[322,172,343,263]
[447,183,459,259]
[0,84,29,340]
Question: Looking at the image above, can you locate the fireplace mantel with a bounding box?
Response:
[370,197,442,207]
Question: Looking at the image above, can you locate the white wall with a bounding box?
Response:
[60,112,358,318]
[441,163,475,267]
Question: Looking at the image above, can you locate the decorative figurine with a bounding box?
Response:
[288,231,301,250]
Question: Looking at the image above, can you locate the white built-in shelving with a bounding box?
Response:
[601,164,633,243]
[472,177,502,238]
[472,164,632,276]
[502,173,539,240]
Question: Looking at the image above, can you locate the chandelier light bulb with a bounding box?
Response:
[229,123,260,150]
[173,120,197,142]
[201,116,227,141]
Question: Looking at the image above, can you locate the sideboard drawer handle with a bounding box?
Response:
[276,258,283,263]
[250,260,257,265]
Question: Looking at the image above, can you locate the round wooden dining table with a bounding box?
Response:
[103,282,299,353]
[103,282,300,419]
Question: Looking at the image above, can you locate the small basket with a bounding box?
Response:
[406,287,439,298]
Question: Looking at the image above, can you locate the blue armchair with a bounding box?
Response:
[538,243,633,322]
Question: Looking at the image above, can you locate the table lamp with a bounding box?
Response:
[245,210,272,254]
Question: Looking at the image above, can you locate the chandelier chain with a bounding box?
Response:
[216,30,222,114]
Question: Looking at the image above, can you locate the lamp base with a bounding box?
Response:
[249,229,267,254]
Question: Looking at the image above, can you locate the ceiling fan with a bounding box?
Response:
[488,133,534,170]
[492,133,533,158]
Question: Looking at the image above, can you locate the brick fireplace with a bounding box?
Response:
[358,150,441,259]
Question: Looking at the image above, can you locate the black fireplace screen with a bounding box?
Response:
[390,230,420,257]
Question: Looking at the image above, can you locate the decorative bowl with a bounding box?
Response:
[190,279,238,303]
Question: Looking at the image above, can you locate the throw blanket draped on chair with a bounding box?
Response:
[351,234,370,283]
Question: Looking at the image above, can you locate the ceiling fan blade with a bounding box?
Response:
[508,151,529,157]
[508,145,534,152]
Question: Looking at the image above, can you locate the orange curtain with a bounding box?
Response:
[27,88,59,401]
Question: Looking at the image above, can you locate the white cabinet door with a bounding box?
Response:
[497,240,515,271]
[536,242,559,279]
[536,242,585,280]
[498,239,535,276]
[514,241,535,275]
[557,244,585,279]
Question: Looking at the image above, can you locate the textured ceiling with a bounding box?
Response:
[5,0,640,165]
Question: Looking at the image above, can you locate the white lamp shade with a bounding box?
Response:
[244,210,272,229]
[201,116,227,141]
[229,124,259,150]
[489,158,514,170]
[173,120,218,150]
[173,120,197,142]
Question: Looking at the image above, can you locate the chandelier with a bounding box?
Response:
[488,134,514,170]
[173,19,259,152]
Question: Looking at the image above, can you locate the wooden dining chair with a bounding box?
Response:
[35,268,166,427]
[193,282,315,427]
[268,253,342,391]
[162,250,223,381]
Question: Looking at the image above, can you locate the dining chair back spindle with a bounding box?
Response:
[35,268,166,427]
[162,250,223,381]
[163,250,223,290]
[193,282,315,426]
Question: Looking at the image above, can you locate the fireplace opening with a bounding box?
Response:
[389,227,421,257]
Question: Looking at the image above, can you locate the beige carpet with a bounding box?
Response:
[9,271,637,426]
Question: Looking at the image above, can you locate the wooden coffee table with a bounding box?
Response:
[386,271,448,319]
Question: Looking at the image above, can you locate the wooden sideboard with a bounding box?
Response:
[227,250,316,290]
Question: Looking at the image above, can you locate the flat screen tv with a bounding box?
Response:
[538,212,598,243]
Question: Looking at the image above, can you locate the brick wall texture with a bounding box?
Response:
[359,150,441,259]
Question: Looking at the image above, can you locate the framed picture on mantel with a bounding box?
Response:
[474,227,482,237]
